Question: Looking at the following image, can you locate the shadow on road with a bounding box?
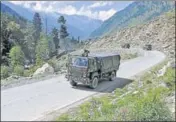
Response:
[72,77,133,93]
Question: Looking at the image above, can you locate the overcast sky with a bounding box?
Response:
[9,1,133,21]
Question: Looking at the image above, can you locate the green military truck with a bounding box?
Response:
[65,50,121,89]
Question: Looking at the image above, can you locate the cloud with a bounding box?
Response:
[77,6,116,21]
[98,9,116,21]
[58,5,77,15]
[9,1,117,21]
[88,2,113,8]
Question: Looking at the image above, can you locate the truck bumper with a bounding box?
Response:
[66,75,91,85]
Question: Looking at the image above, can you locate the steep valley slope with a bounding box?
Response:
[90,1,175,38]
[85,10,175,59]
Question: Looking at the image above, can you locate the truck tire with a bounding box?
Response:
[70,80,77,86]
[109,71,116,81]
[90,77,99,89]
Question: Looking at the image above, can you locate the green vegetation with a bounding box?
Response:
[35,34,50,66]
[159,67,175,91]
[9,46,25,68]
[1,65,10,79]
[48,57,60,72]
[1,10,79,80]
[13,65,24,76]
[166,9,175,18]
[23,65,43,77]
[58,15,69,40]
[56,61,175,121]
[51,27,59,54]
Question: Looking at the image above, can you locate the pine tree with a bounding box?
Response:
[33,12,42,61]
[51,28,59,52]
[58,16,69,41]
[33,12,42,41]
[35,33,50,65]
[1,14,12,58]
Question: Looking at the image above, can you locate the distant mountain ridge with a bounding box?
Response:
[1,3,28,29]
[1,1,102,40]
[90,1,175,38]
[1,3,22,19]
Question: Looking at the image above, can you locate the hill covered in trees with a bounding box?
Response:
[1,3,80,79]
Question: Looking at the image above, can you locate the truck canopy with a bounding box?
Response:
[88,52,120,58]
[93,53,120,72]
[70,51,120,58]
[69,50,121,73]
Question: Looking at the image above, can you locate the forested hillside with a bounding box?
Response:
[90,1,175,38]
[1,4,80,79]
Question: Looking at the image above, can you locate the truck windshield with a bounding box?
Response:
[72,57,88,67]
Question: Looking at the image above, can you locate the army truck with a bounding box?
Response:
[143,44,152,50]
[65,50,121,89]
[121,43,130,49]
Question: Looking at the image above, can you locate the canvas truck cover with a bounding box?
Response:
[69,50,120,72]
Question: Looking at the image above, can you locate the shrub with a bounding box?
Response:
[127,87,172,121]
[9,46,25,68]
[57,87,172,121]
[23,70,31,77]
[162,67,175,90]
[166,10,175,18]
[23,65,42,77]
[56,114,69,121]
[13,65,24,76]
[48,58,60,72]
[1,65,10,79]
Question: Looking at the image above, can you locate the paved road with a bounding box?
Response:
[1,50,165,121]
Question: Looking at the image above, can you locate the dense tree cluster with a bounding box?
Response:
[1,12,79,78]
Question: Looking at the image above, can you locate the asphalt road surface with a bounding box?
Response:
[1,50,165,121]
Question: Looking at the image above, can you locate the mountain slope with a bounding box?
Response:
[86,10,175,59]
[1,3,21,18]
[1,3,28,29]
[2,1,102,39]
[90,1,175,38]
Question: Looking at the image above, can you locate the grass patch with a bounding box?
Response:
[56,60,175,121]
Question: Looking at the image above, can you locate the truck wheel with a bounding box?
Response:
[109,71,116,81]
[90,77,99,89]
[70,80,77,86]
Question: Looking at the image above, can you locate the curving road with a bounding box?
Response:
[1,50,165,121]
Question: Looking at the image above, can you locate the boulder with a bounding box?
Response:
[33,63,54,76]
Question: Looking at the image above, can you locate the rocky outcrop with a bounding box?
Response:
[33,63,54,76]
